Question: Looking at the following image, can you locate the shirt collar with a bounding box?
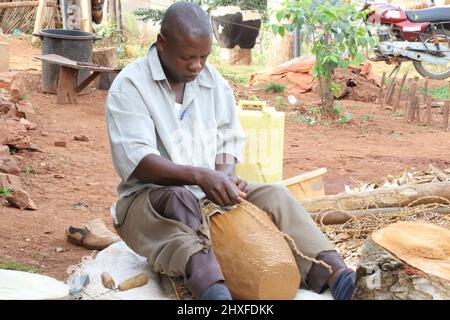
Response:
[147,43,216,89]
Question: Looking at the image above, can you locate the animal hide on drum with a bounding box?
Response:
[204,200,301,300]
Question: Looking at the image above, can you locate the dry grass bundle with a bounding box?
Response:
[320,199,450,264]
[0,0,58,34]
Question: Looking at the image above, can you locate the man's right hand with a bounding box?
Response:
[197,169,246,207]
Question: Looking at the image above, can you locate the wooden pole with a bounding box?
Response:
[0,1,55,8]
[31,0,47,46]
[60,0,68,29]
[444,101,450,131]
[415,94,421,123]
[394,72,408,112]
[408,78,419,122]
[387,81,397,106]
[379,72,386,108]
[385,77,396,105]
[108,0,117,28]
[405,79,414,122]
[79,0,93,32]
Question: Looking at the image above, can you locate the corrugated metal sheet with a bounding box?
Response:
[120,0,172,14]
[115,0,173,38]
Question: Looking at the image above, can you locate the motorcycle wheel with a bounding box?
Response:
[413,29,450,80]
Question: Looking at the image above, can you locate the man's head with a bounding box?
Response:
[156,1,213,84]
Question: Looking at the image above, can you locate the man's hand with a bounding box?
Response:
[227,173,248,193]
[197,169,246,207]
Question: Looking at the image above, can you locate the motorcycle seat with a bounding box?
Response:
[406,6,450,23]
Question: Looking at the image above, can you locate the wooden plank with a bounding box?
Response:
[35,54,120,72]
[57,66,78,104]
[279,168,327,201]
[0,1,56,8]
[279,168,327,186]
[75,71,100,93]
[31,0,47,46]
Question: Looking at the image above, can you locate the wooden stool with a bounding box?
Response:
[36,54,121,104]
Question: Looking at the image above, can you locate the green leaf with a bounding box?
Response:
[271,25,279,35]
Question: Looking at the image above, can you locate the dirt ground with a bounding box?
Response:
[1,35,449,282]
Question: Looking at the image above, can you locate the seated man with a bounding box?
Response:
[105,1,355,300]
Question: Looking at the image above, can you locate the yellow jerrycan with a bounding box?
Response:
[235,100,285,183]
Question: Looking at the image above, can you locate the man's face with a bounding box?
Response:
[157,33,212,84]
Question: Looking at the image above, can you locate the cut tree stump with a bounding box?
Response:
[92,47,119,90]
[300,181,450,212]
[354,221,450,300]
[220,47,252,65]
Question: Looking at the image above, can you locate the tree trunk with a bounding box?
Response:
[300,181,450,213]
[320,74,334,114]
[354,222,450,300]
[320,32,334,114]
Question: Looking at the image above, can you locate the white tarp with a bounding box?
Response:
[67,242,334,300]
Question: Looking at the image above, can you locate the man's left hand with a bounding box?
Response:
[228,174,248,194]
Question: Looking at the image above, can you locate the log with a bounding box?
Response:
[311,206,450,225]
[0,42,10,72]
[0,1,56,8]
[31,0,47,46]
[354,222,450,300]
[300,181,450,213]
[92,47,118,90]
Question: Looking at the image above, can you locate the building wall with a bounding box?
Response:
[103,0,174,40]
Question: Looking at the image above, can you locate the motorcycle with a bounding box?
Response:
[364,1,450,80]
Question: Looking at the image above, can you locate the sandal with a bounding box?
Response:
[65,226,118,250]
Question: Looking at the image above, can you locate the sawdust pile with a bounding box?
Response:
[249,56,380,103]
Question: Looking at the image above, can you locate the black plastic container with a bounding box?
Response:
[36,29,96,93]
